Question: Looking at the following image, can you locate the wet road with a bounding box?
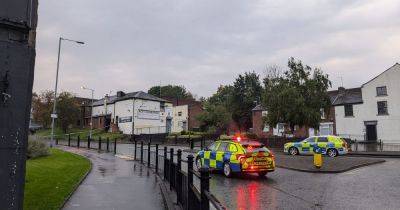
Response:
[61,147,165,210]
[210,159,400,210]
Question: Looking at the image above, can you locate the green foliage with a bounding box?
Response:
[24,149,91,210]
[230,72,262,130]
[196,103,231,134]
[57,92,80,133]
[31,91,54,128]
[262,58,331,131]
[27,139,50,159]
[148,85,194,100]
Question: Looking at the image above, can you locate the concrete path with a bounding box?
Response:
[59,146,165,210]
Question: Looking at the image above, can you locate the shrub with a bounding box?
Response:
[27,140,50,159]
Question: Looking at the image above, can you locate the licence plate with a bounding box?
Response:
[255,157,267,161]
[253,161,268,166]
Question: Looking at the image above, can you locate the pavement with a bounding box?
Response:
[58,146,165,210]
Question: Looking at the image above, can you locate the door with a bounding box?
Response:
[301,137,317,154]
[166,118,172,133]
[366,124,377,141]
[215,142,228,169]
[316,136,329,154]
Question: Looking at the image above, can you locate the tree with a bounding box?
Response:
[148,85,194,100]
[262,58,331,132]
[196,102,231,134]
[31,90,54,128]
[57,92,80,133]
[208,85,234,107]
[230,72,263,131]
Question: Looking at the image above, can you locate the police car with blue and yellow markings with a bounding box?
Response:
[195,138,275,177]
[284,135,348,157]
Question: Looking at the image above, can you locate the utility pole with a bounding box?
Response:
[0,1,38,209]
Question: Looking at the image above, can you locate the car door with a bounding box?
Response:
[203,142,219,168]
[215,142,228,169]
[301,137,317,154]
[316,136,329,154]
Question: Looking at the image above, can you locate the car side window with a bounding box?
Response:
[304,137,316,143]
[229,144,238,152]
[318,137,328,142]
[217,142,228,152]
[208,143,217,151]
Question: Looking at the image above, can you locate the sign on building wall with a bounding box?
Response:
[119,116,132,123]
[138,109,160,120]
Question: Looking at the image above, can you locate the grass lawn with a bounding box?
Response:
[24,149,91,210]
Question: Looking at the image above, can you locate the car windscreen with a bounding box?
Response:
[241,144,270,153]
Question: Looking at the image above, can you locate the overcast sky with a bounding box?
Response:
[33,0,400,99]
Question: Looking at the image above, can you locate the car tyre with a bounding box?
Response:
[289,147,299,156]
[327,148,338,157]
[196,157,202,170]
[223,162,232,178]
[258,172,268,177]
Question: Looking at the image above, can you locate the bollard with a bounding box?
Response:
[164,146,168,179]
[140,141,144,163]
[200,167,210,210]
[113,139,117,154]
[106,138,110,152]
[68,134,71,147]
[87,136,91,149]
[313,146,323,169]
[190,139,194,150]
[77,136,80,148]
[147,142,151,167]
[187,155,194,210]
[169,148,174,190]
[134,140,137,160]
[155,144,159,174]
[98,137,102,151]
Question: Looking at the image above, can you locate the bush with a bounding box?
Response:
[27,140,50,159]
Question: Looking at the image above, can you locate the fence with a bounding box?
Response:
[54,135,117,154]
[349,140,400,152]
[133,140,226,210]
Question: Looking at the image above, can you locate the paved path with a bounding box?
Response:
[60,146,165,210]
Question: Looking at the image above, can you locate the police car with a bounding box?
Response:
[284,135,348,157]
[195,138,275,177]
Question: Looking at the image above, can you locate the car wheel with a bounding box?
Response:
[327,148,338,157]
[289,147,299,156]
[196,157,202,170]
[258,172,268,177]
[223,162,232,177]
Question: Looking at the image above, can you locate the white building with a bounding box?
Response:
[172,105,189,133]
[91,91,173,135]
[334,63,400,143]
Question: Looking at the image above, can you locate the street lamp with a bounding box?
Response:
[81,86,94,138]
[50,37,85,147]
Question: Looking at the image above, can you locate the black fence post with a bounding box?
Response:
[140,141,144,163]
[190,139,194,150]
[164,146,168,179]
[134,140,137,160]
[87,136,91,149]
[187,155,194,210]
[169,148,174,190]
[106,138,110,152]
[355,140,358,151]
[176,149,182,204]
[175,135,178,145]
[147,142,151,167]
[114,139,117,154]
[77,136,80,148]
[98,137,102,151]
[55,138,58,145]
[155,144,159,174]
[68,134,71,147]
[200,167,210,210]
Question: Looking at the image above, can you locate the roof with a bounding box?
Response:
[92,91,169,106]
[362,63,400,87]
[328,87,363,106]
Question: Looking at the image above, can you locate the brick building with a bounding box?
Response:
[162,97,203,132]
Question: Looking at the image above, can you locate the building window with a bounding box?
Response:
[376,86,387,96]
[320,108,325,119]
[344,104,353,117]
[377,101,388,115]
[178,111,182,116]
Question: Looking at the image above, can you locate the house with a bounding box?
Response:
[162,98,203,133]
[91,91,173,135]
[334,63,400,143]
[74,97,93,128]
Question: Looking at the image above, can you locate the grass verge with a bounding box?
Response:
[24,149,91,210]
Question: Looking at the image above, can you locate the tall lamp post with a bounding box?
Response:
[81,86,94,138]
[50,37,85,147]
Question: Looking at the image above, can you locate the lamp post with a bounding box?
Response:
[50,37,85,147]
[81,86,94,138]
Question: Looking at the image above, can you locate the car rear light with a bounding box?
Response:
[269,151,275,159]
[236,154,246,162]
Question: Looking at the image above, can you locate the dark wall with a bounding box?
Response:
[0,0,38,209]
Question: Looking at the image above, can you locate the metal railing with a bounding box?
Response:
[349,140,400,152]
[54,135,117,154]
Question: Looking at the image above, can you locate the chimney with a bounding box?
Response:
[117,91,125,97]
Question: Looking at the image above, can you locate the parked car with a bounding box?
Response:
[195,139,275,177]
[284,135,348,157]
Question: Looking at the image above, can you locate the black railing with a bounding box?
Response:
[133,140,225,210]
[54,135,117,154]
[349,140,400,152]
